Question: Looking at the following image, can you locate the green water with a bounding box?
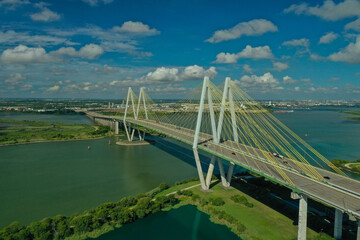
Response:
[93,205,240,240]
[0,109,360,231]
[0,136,199,228]
[0,112,93,125]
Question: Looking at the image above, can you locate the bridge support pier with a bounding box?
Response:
[193,148,207,190]
[226,162,235,185]
[357,220,360,240]
[205,156,216,190]
[291,192,308,240]
[334,209,343,240]
[218,159,229,187]
[114,121,119,134]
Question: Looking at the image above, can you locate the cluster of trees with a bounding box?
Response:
[331,158,360,174]
[206,206,247,233]
[0,183,177,240]
[331,159,350,167]
[90,125,111,136]
[230,195,254,208]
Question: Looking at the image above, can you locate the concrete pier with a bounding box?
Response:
[334,209,343,239]
[291,192,308,240]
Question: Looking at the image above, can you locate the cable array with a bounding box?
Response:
[123,79,346,186]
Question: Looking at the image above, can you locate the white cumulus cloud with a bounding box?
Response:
[4,73,26,85]
[112,21,160,35]
[234,72,281,90]
[30,8,61,22]
[272,62,289,71]
[283,38,310,48]
[206,19,278,43]
[0,45,56,64]
[328,35,360,63]
[0,0,29,9]
[214,45,273,63]
[110,65,217,87]
[284,0,360,21]
[345,18,360,32]
[283,76,298,84]
[243,64,253,73]
[82,0,113,6]
[319,32,339,44]
[181,65,217,80]
[93,64,119,73]
[47,85,60,92]
[52,44,104,60]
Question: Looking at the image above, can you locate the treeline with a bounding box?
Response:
[0,183,177,240]
[331,158,360,174]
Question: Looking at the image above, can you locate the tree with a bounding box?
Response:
[70,215,93,234]
[159,182,169,191]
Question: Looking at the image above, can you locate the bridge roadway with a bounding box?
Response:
[86,112,360,219]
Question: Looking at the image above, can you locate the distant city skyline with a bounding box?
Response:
[0,0,360,99]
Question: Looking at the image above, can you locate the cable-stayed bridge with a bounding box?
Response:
[84,77,360,240]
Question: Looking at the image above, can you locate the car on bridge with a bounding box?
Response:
[269,152,284,159]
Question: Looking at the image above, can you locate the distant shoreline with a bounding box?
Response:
[0,136,106,147]
[0,134,125,147]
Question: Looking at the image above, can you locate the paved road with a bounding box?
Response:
[86,112,360,219]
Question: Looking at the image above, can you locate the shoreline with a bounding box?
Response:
[339,166,360,175]
[0,134,125,147]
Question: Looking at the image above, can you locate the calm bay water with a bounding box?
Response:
[274,108,360,161]
[0,134,199,228]
[0,112,93,125]
[0,109,360,232]
[93,205,240,240]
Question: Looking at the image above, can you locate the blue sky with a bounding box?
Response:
[0,0,359,99]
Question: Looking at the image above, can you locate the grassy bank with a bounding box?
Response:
[339,111,360,121]
[331,158,360,174]
[157,180,333,240]
[0,119,115,145]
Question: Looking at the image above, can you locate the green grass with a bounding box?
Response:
[0,119,115,145]
[339,111,360,121]
[163,181,331,240]
[340,110,360,116]
[155,180,200,197]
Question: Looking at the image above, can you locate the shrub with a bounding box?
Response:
[230,195,253,208]
[209,197,225,206]
[159,182,170,191]
[200,198,209,206]
[236,222,246,233]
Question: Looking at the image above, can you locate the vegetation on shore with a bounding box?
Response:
[0,119,114,145]
[339,110,360,121]
[160,181,333,240]
[0,183,176,240]
[331,158,360,174]
[0,176,337,240]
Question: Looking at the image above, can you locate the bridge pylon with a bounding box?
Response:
[193,76,237,190]
[123,87,148,141]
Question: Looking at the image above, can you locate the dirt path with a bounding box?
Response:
[344,162,360,168]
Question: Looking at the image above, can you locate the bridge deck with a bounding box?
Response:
[86,112,360,218]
